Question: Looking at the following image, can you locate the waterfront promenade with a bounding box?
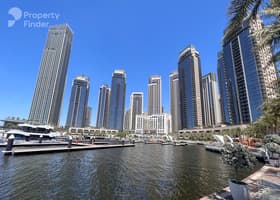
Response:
[200,165,280,199]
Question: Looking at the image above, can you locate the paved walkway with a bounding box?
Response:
[200,165,280,199]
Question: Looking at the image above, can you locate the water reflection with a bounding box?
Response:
[0,145,262,200]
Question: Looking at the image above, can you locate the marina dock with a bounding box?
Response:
[1,144,135,156]
[0,142,68,147]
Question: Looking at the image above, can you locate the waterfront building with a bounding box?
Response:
[135,113,172,135]
[178,45,203,129]
[148,75,162,115]
[69,127,118,135]
[201,73,222,127]
[96,84,111,128]
[29,24,73,126]
[65,76,90,128]
[169,71,181,133]
[108,70,126,131]
[219,17,277,124]
[129,92,144,130]
[178,124,248,134]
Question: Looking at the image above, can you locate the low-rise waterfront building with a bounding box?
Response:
[178,124,248,134]
[68,127,119,135]
[135,113,172,135]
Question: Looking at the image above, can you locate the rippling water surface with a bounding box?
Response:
[0,144,262,200]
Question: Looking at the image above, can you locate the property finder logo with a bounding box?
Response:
[8,7,22,27]
[7,6,60,28]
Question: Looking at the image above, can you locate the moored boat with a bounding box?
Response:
[4,124,62,142]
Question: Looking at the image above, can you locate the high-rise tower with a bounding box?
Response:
[178,45,203,129]
[201,73,221,127]
[108,70,126,130]
[84,106,92,127]
[65,76,90,128]
[123,108,130,131]
[29,24,73,126]
[220,17,277,124]
[217,51,238,124]
[169,71,181,132]
[96,84,111,128]
[129,92,143,130]
[148,75,162,115]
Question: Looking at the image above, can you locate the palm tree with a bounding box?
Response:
[261,97,280,134]
[226,0,262,37]
[226,0,280,63]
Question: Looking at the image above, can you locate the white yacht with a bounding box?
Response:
[5,124,61,142]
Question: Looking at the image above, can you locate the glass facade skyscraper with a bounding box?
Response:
[217,51,238,124]
[29,24,73,126]
[178,45,203,129]
[108,70,126,131]
[169,71,181,132]
[220,17,277,124]
[201,73,221,126]
[129,92,143,130]
[65,76,90,128]
[96,84,111,128]
[84,106,92,127]
[148,75,162,115]
[123,108,130,131]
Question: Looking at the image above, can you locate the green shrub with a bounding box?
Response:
[222,143,257,170]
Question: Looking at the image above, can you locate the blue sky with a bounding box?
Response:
[0,0,230,126]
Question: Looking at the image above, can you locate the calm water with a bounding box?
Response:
[0,144,262,200]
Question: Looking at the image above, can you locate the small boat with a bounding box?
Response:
[134,139,145,143]
[186,141,197,145]
[173,142,187,146]
[145,140,161,144]
[161,142,173,145]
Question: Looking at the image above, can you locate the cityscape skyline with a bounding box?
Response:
[0,1,241,126]
[1,1,279,199]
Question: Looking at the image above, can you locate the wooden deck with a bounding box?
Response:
[1,144,135,156]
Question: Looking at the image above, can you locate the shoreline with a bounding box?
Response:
[200,165,280,199]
